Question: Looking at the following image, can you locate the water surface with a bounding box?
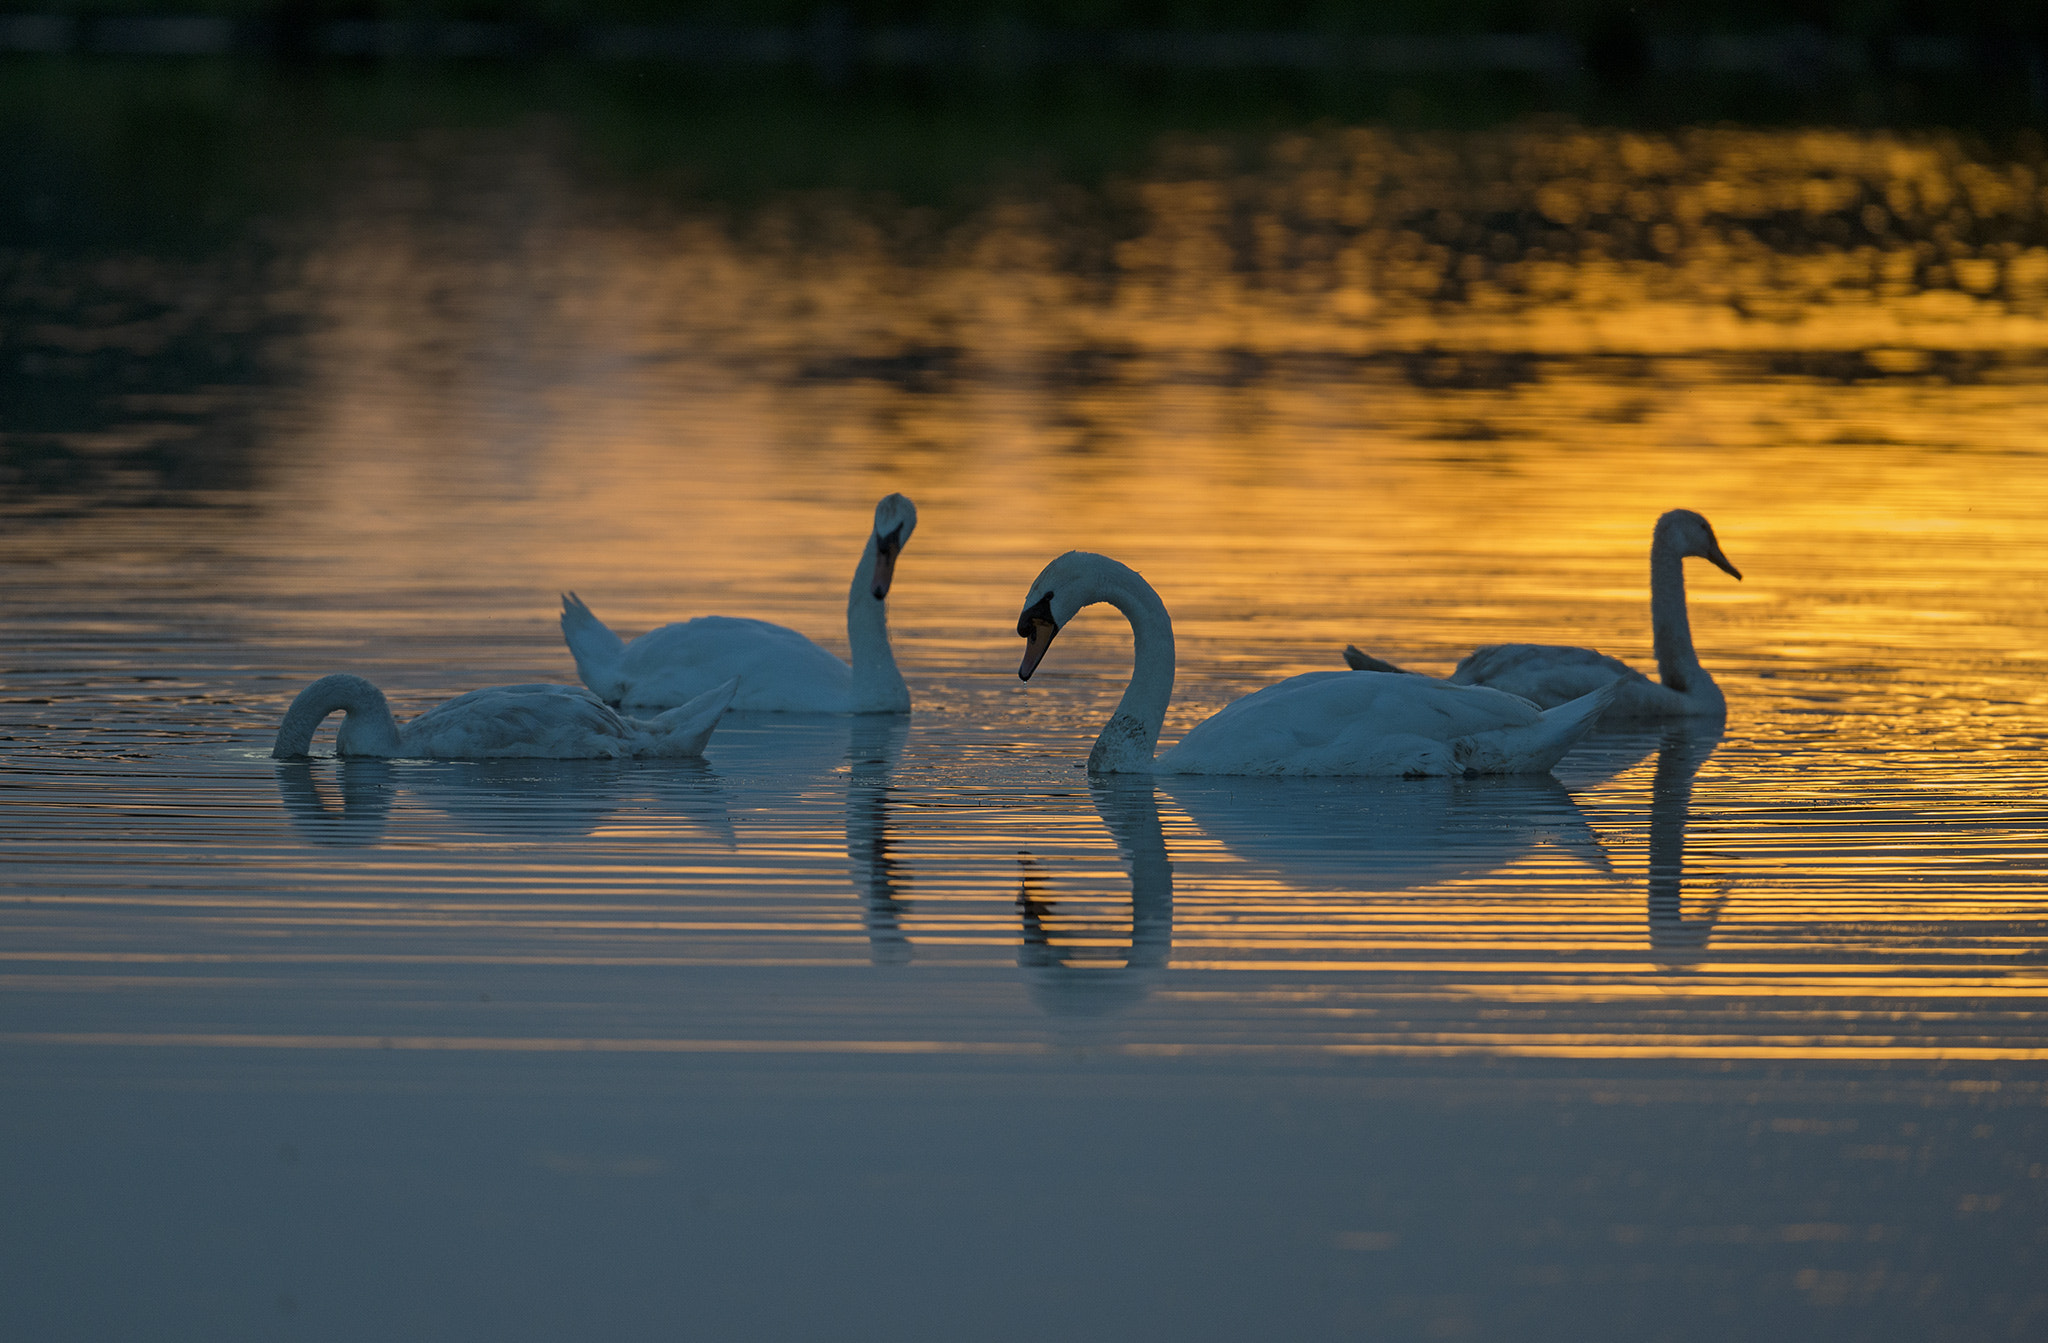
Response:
[4,62,2047,1341]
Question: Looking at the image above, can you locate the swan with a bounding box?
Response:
[1014,551,1619,777]
[560,493,917,714]
[1342,509,1742,718]
[271,675,737,760]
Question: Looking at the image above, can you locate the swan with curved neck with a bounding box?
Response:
[1016,552,1619,777]
[272,674,736,760]
[561,493,916,715]
[1342,509,1741,718]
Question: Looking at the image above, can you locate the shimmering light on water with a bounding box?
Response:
[4,75,2047,1340]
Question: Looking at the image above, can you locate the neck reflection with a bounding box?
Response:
[846,715,912,965]
[275,758,395,846]
[1646,721,1727,964]
[1016,776,1173,1018]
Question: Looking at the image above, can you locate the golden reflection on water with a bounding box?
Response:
[246,124,2048,716]
[6,118,2048,1066]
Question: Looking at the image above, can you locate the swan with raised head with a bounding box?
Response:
[1342,509,1742,718]
[561,493,917,714]
[1015,551,1619,777]
[271,675,737,760]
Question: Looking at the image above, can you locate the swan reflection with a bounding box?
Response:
[1163,773,1610,892]
[1016,777,1173,1018]
[408,758,636,839]
[846,716,912,965]
[275,759,396,846]
[1642,721,1728,962]
[274,755,734,844]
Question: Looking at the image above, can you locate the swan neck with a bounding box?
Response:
[273,675,403,758]
[847,533,908,713]
[1088,566,1175,773]
[1649,543,1707,693]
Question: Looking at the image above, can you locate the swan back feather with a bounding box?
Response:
[607,616,850,714]
[1158,671,1602,777]
[400,684,638,759]
[273,675,735,760]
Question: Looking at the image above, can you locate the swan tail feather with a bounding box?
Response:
[1342,645,1416,675]
[645,677,738,757]
[1449,677,1621,776]
[560,592,628,703]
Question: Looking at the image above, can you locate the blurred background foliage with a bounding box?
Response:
[0,0,2043,40]
[3,0,2046,503]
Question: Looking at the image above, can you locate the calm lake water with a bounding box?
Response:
[4,59,2048,1341]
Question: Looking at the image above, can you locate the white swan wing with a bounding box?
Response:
[613,616,851,713]
[1158,671,1549,776]
[637,677,739,757]
[560,593,629,703]
[1449,643,1649,707]
[400,684,637,759]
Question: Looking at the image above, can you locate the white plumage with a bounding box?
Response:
[1014,551,1618,778]
[1344,509,1742,719]
[271,675,736,760]
[561,493,917,715]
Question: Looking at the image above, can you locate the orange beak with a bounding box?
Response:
[1704,539,1742,580]
[1018,619,1059,680]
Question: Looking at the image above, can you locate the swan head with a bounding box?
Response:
[1656,509,1742,580]
[868,493,918,600]
[1015,550,1105,680]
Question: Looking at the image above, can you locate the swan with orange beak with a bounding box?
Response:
[1015,550,1618,777]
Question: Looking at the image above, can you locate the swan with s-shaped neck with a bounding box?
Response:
[561,493,917,715]
[1344,509,1742,719]
[1015,551,1619,777]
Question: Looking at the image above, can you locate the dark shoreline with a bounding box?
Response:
[0,12,2042,92]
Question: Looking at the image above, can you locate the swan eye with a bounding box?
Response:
[1016,592,1056,638]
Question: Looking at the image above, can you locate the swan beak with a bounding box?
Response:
[1705,541,1742,580]
[870,526,904,600]
[1018,619,1059,680]
[1016,591,1059,680]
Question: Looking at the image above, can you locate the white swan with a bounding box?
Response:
[1015,551,1619,777]
[271,675,737,760]
[561,493,917,715]
[1343,509,1742,718]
